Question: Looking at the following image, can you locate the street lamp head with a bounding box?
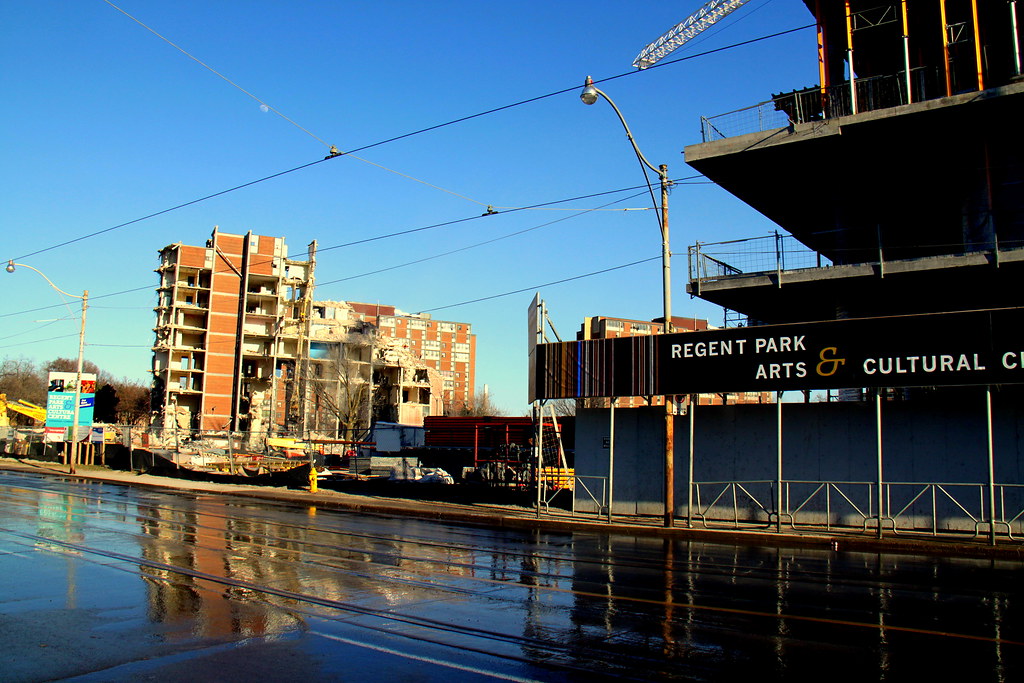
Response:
[5,261,14,274]
[580,76,599,105]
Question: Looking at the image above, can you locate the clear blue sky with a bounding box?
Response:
[1,0,818,414]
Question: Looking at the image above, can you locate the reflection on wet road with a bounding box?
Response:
[0,470,1021,681]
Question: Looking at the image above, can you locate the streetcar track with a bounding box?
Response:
[0,480,986,630]
[2,509,1020,651]
[0,526,661,680]
[0,471,999,599]
[4,473,1020,620]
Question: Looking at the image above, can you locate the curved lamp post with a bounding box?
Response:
[6,260,89,474]
[580,76,676,527]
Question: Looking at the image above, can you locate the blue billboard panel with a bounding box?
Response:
[45,372,96,442]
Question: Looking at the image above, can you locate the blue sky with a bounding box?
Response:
[1,0,818,414]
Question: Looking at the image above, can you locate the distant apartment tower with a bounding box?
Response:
[347,302,477,412]
[152,228,315,433]
[579,315,771,407]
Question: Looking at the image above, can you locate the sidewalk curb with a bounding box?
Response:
[4,459,1022,561]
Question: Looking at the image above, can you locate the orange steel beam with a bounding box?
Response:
[940,0,953,96]
[971,0,985,90]
[845,0,857,113]
[902,0,912,103]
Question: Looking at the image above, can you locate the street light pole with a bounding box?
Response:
[6,260,88,474]
[580,76,676,527]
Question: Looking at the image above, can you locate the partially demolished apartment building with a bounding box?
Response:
[151,227,472,435]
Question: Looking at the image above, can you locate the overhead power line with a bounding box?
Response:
[420,257,662,314]
[0,179,688,321]
[5,21,810,265]
[1,251,664,348]
[317,190,653,288]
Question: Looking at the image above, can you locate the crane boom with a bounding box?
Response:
[633,0,752,69]
[1,397,46,424]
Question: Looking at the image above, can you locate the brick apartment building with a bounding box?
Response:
[152,227,314,433]
[346,302,477,413]
[152,228,477,435]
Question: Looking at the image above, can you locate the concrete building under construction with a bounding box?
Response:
[687,0,1024,326]
[564,1,1024,528]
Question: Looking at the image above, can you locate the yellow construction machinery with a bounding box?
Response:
[0,393,46,426]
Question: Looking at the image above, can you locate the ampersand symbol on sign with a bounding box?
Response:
[816,347,847,377]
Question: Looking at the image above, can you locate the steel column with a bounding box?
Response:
[776,391,783,533]
[940,0,953,96]
[901,0,912,102]
[876,388,884,539]
[687,394,696,528]
[987,386,997,546]
[608,398,616,523]
[535,403,543,518]
[845,0,858,113]
[970,0,984,91]
[1012,1,1022,77]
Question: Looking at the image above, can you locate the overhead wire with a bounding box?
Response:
[102,0,332,150]
[5,20,812,265]
[102,0,494,208]
[4,18,814,347]
[0,178,694,324]
[420,257,662,314]
[0,334,80,350]
[317,190,653,289]
[2,184,668,345]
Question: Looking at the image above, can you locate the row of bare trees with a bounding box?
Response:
[0,355,150,426]
[303,332,514,436]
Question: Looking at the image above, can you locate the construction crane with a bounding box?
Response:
[633,0,753,69]
[0,394,46,426]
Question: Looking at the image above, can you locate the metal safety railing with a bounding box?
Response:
[699,67,945,142]
[688,233,830,292]
[569,475,610,521]
[688,479,1024,542]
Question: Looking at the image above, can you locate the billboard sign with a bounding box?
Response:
[533,308,1024,399]
[45,372,96,442]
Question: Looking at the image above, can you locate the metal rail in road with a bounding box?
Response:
[1,470,1022,681]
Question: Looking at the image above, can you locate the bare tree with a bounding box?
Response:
[549,398,577,417]
[113,379,152,426]
[307,333,374,437]
[2,355,151,427]
[449,387,506,416]
[0,356,46,406]
[44,357,111,386]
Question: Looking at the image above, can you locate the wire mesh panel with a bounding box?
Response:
[690,234,829,284]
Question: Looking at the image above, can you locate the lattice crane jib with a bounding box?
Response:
[633,0,753,69]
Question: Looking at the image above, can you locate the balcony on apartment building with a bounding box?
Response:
[241,339,275,360]
[168,372,203,394]
[241,358,273,381]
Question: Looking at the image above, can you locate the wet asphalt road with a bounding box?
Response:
[1,469,1022,682]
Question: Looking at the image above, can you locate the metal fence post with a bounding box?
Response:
[876,388,884,539]
[608,398,615,523]
[776,391,783,532]
[688,394,696,528]
[987,386,997,546]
